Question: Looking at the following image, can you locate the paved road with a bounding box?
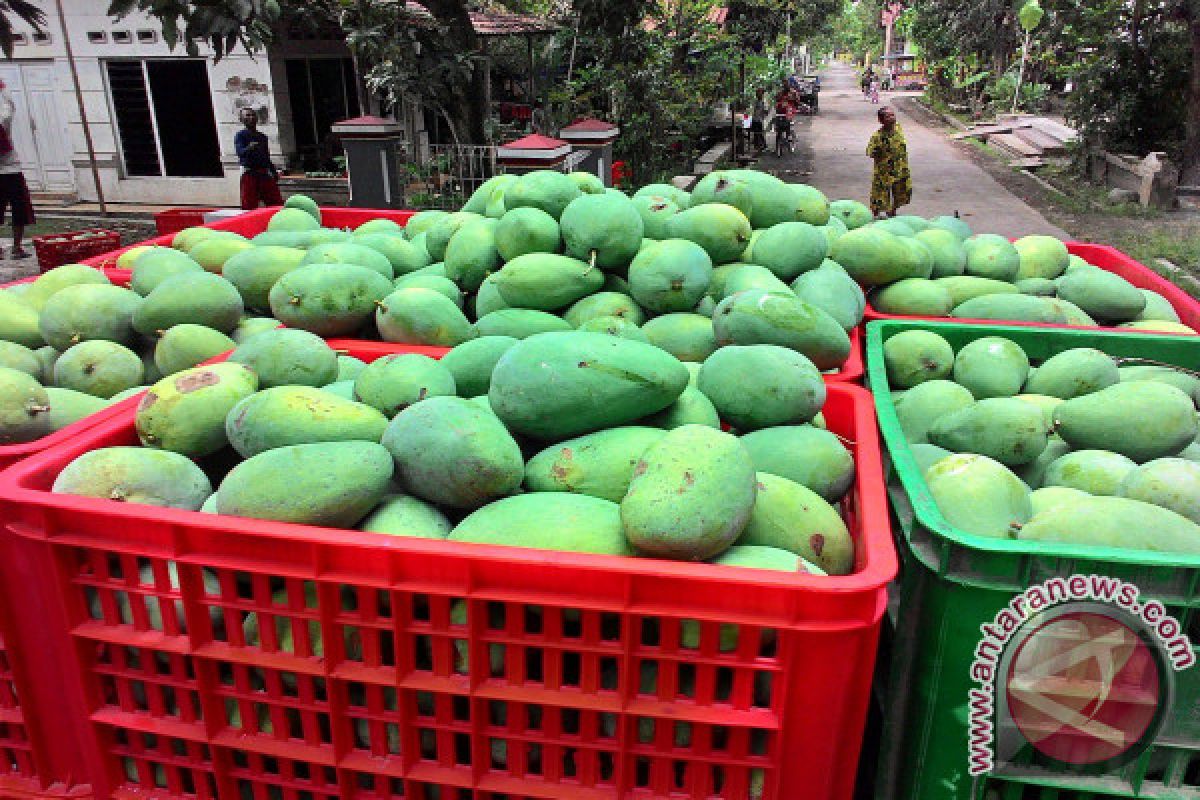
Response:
[757,63,1068,238]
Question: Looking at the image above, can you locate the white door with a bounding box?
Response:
[0,62,73,192]
[21,64,72,191]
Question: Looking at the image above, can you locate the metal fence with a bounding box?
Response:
[398,142,595,210]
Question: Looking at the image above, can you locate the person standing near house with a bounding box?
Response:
[0,80,35,259]
[866,106,912,218]
[235,108,282,210]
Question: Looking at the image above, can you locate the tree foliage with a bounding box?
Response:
[0,1,44,58]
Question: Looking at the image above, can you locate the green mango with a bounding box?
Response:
[0,290,44,348]
[914,228,967,278]
[567,171,605,194]
[450,493,632,555]
[711,545,820,573]
[560,193,645,269]
[621,425,757,560]
[228,328,338,388]
[1135,289,1181,323]
[870,278,954,316]
[383,396,523,509]
[693,295,716,317]
[740,425,855,502]
[217,442,393,527]
[698,344,825,431]
[1057,269,1145,323]
[269,264,392,337]
[376,288,475,347]
[403,210,449,239]
[791,261,866,331]
[716,263,793,299]
[1012,394,1065,430]
[627,239,713,313]
[524,426,666,502]
[1029,486,1090,517]
[894,379,976,444]
[228,316,279,345]
[135,363,258,457]
[962,234,1020,281]
[1044,298,1098,326]
[0,340,40,377]
[473,309,572,339]
[952,294,1069,324]
[634,182,691,210]
[925,453,1032,538]
[0,367,51,443]
[53,446,211,509]
[750,221,829,281]
[24,263,112,309]
[829,199,873,230]
[132,273,243,335]
[1118,320,1197,334]
[283,193,321,221]
[503,171,582,220]
[354,233,432,275]
[928,397,1049,467]
[32,345,58,383]
[789,183,832,226]
[336,356,367,382]
[421,212,482,262]
[882,329,954,389]
[473,273,511,318]
[735,472,853,574]
[43,387,108,431]
[1015,496,1200,554]
[495,206,561,260]
[1118,458,1200,524]
[267,207,321,232]
[440,336,519,397]
[1043,449,1138,495]
[189,237,253,273]
[39,284,142,351]
[910,442,953,474]
[353,353,456,417]
[822,216,849,249]
[930,215,972,241]
[54,340,144,398]
[894,214,931,232]
[444,219,501,292]
[644,385,720,429]
[631,194,680,240]
[302,242,393,279]
[171,225,220,251]
[729,171,830,227]
[712,288,850,371]
[221,246,307,311]
[562,292,646,328]
[578,315,648,342]
[1015,277,1057,296]
[461,175,517,215]
[1013,235,1069,280]
[1023,348,1118,399]
[1118,365,1200,407]
[226,386,388,458]
[1054,382,1197,462]
[829,226,911,286]
[491,253,605,311]
[952,336,1030,399]
[640,314,716,363]
[489,331,688,440]
[154,325,235,377]
[690,171,753,218]
[358,493,452,538]
[934,276,1019,307]
[666,203,753,264]
[320,380,356,401]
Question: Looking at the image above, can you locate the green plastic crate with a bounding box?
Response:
[865,320,1200,800]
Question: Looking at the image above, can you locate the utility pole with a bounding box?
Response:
[55,0,106,215]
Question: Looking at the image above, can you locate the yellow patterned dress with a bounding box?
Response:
[867,125,912,215]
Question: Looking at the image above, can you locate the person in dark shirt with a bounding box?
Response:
[234,108,282,210]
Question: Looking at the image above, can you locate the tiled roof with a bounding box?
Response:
[402,2,559,36]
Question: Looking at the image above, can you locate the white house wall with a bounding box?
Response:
[7,0,287,205]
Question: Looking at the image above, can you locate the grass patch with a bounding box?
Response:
[1100,229,1200,272]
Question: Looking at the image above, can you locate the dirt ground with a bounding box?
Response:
[899,98,1200,288]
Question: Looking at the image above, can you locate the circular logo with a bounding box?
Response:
[1004,608,1169,769]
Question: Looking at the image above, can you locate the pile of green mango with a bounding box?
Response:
[51,327,860,576]
[824,206,1193,333]
[882,328,1200,553]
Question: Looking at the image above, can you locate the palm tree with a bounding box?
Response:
[0,1,45,58]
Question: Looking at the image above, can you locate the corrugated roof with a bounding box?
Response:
[401,2,559,36]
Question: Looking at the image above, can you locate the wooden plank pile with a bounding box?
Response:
[954,116,1078,168]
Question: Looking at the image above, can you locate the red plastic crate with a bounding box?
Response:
[154,208,219,236]
[32,230,122,273]
[0,342,895,800]
[863,241,1200,332]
